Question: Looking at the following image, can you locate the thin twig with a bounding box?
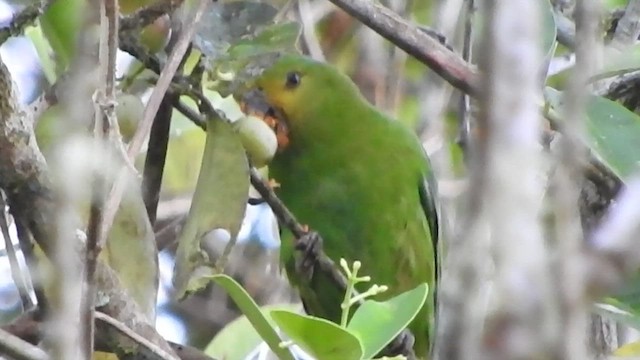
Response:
[129,1,206,159]
[3,311,215,360]
[0,327,49,360]
[326,0,479,95]
[248,169,350,291]
[457,0,475,154]
[100,0,209,244]
[142,28,191,225]
[14,219,47,315]
[298,0,325,61]
[94,311,179,360]
[119,0,180,32]
[172,96,206,129]
[0,191,33,310]
[82,0,120,356]
[0,1,50,45]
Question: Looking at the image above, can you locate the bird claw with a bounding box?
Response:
[268,178,281,189]
[378,329,416,359]
[294,231,323,281]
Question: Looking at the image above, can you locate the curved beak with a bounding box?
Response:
[240,89,290,151]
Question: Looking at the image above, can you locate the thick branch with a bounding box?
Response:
[0,50,178,359]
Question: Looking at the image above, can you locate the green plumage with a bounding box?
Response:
[254,55,439,358]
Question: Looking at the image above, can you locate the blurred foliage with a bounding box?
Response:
[8,0,640,358]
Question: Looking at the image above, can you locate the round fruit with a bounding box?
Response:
[233,116,278,168]
[116,93,145,142]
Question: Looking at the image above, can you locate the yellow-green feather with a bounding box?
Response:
[256,55,438,358]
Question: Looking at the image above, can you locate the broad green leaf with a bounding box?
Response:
[593,45,640,81]
[204,22,301,97]
[191,0,300,96]
[102,169,158,322]
[207,275,296,360]
[545,87,640,179]
[582,96,640,178]
[193,1,279,60]
[347,283,429,360]
[25,25,57,84]
[270,310,364,360]
[39,0,83,72]
[205,303,302,360]
[194,0,296,60]
[173,119,249,298]
[225,22,302,62]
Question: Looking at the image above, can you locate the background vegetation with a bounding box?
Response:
[1,0,640,359]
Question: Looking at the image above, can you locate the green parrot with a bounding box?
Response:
[251,54,439,358]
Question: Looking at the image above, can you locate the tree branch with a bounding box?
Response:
[0,327,49,360]
[325,0,479,95]
[0,43,179,360]
[0,1,53,45]
[2,311,217,360]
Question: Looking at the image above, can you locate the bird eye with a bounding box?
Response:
[285,71,301,89]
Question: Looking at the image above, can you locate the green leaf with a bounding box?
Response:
[205,22,301,97]
[39,0,83,72]
[270,310,364,360]
[347,283,429,360]
[207,275,296,360]
[25,25,57,84]
[583,97,640,178]
[173,119,249,298]
[593,45,640,81]
[103,169,158,321]
[205,304,302,360]
[194,1,280,60]
[225,22,302,62]
[545,87,640,179]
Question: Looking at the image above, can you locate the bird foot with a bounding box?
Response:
[294,230,323,281]
[268,178,281,189]
[378,329,417,360]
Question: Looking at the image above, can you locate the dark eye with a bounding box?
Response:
[285,71,301,89]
